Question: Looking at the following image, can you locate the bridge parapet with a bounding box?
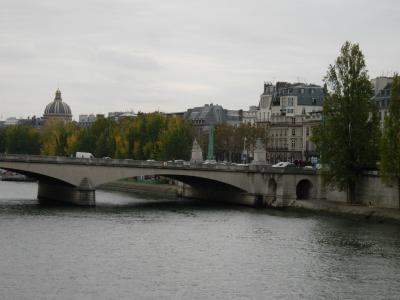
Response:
[0,154,317,175]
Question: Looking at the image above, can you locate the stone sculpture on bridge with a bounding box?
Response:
[251,138,267,165]
[190,139,203,164]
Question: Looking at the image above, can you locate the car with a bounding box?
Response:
[272,161,296,168]
[146,159,156,162]
[75,152,94,159]
[202,160,217,165]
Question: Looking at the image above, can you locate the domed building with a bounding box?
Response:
[43,89,72,122]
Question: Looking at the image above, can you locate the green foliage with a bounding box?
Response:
[380,74,400,190]
[0,127,6,153]
[312,41,380,203]
[90,117,117,158]
[5,125,41,155]
[159,117,193,160]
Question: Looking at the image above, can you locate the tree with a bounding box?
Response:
[159,117,193,160]
[312,41,380,203]
[0,128,6,153]
[380,74,400,208]
[90,118,116,158]
[5,125,41,155]
[41,120,80,156]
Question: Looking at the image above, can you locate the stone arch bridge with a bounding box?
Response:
[0,155,323,207]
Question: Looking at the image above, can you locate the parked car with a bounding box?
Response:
[76,152,94,159]
[272,161,296,168]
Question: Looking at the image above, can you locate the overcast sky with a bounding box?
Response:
[1,0,399,120]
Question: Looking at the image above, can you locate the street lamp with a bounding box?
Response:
[242,137,247,164]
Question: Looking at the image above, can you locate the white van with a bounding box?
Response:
[75,152,94,159]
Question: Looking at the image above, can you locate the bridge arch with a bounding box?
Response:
[296,179,313,200]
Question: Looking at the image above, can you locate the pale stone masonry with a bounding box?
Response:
[256,82,324,163]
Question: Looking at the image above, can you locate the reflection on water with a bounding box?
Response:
[0,181,400,299]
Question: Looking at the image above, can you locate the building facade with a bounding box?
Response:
[78,114,99,127]
[108,111,137,122]
[371,76,393,128]
[256,82,324,163]
[242,106,258,125]
[184,103,242,130]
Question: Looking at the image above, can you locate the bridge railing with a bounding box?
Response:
[0,154,316,174]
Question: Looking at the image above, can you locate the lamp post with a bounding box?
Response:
[242,137,247,164]
[207,123,215,161]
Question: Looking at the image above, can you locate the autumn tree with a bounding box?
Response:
[312,41,380,203]
[41,120,81,156]
[380,74,400,208]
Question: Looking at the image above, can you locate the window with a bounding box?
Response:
[306,127,310,136]
[292,118,296,125]
[312,98,317,105]
[291,139,296,150]
[292,128,295,136]
[300,88,305,94]
[288,98,293,106]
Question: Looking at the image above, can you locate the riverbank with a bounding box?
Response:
[100,180,400,224]
[291,199,400,224]
[99,180,181,197]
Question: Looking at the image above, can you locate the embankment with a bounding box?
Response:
[99,180,181,197]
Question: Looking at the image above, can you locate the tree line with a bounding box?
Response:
[0,113,268,163]
[0,113,194,160]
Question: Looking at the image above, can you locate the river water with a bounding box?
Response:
[0,181,399,299]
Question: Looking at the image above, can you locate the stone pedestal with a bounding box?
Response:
[190,139,203,164]
[251,138,267,165]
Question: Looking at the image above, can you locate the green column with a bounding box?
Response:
[207,123,215,160]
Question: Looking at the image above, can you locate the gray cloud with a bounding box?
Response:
[1,0,399,119]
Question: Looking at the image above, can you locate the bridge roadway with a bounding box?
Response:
[0,154,323,207]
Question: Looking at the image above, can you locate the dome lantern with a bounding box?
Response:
[55,89,62,101]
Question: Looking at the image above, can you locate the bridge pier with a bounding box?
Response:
[181,185,261,206]
[37,179,96,206]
